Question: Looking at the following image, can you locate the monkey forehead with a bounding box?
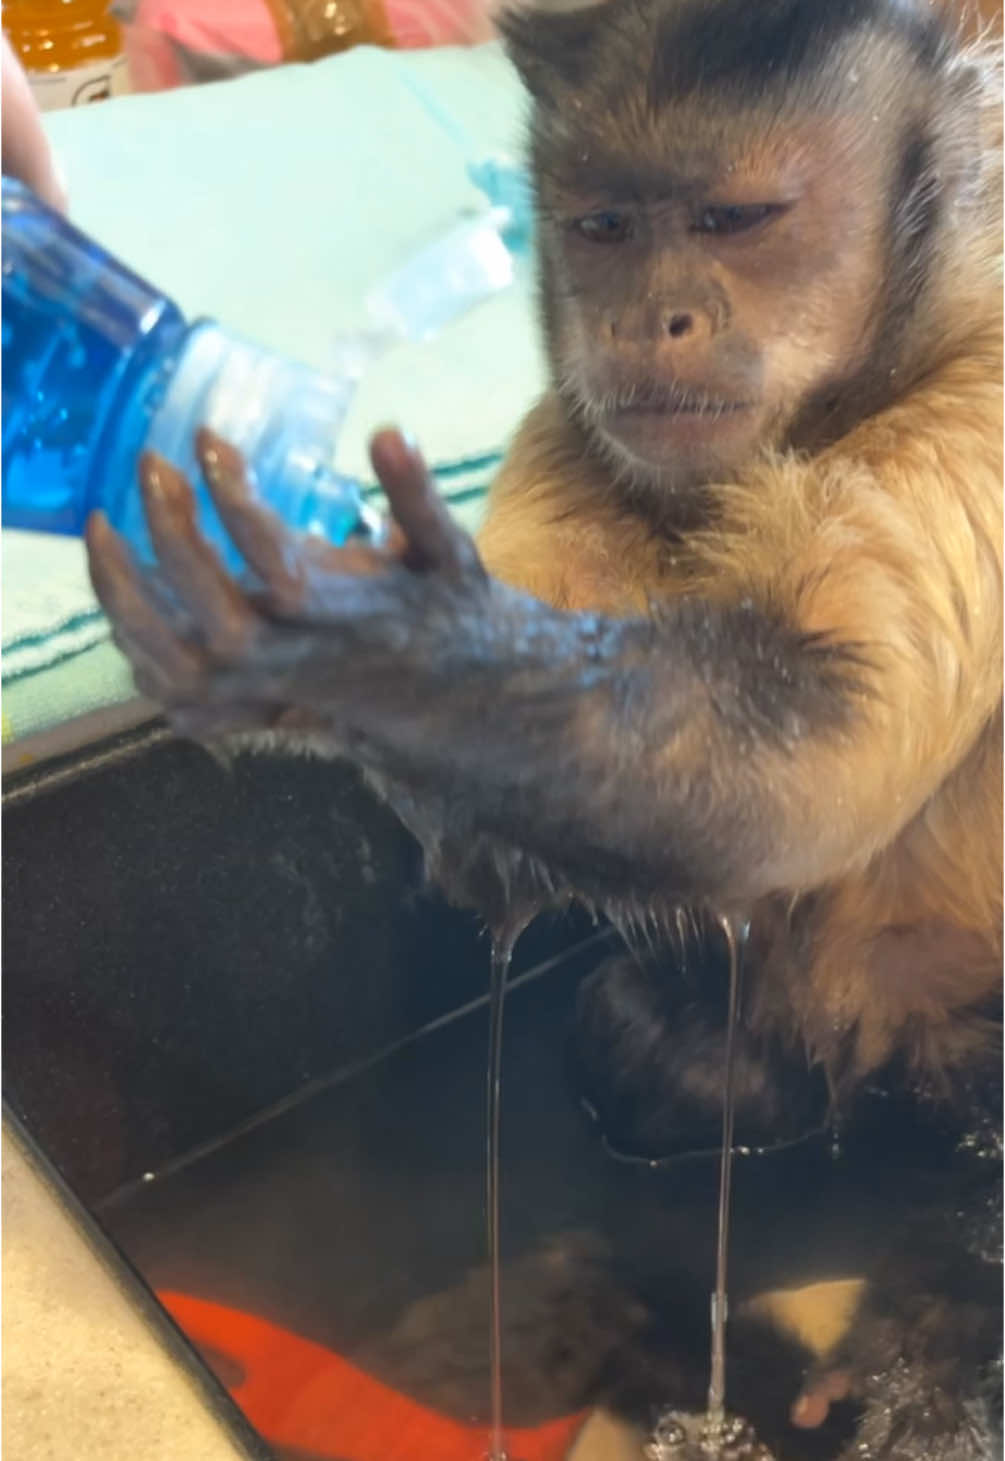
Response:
[504,0,947,106]
[523,0,938,193]
[534,104,885,208]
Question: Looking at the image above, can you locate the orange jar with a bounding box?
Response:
[4,0,129,110]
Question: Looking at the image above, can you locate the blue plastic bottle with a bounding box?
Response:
[1,176,377,571]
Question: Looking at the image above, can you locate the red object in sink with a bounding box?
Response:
[159,1291,588,1461]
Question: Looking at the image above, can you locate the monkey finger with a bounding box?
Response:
[369,428,485,585]
[198,429,406,611]
[86,511,207,697]
[790,1391,830,1429]
[790,1369,852,1429]
[196,429,312,613]
[139,452,260,660]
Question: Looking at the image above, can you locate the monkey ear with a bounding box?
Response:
[497,2,605,99]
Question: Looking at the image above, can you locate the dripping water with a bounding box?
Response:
[479,891,759,1459]
[647,913,774,1460]
[707,911,749,1433]
[485,935,513,1461]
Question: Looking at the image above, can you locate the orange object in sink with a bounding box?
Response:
[160,1291,588,1461]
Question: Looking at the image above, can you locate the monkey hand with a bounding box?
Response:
[85,423,664,914]
[87,424,858,912]
[85,428,502,750]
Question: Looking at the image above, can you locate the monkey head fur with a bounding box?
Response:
[499,0,997,501]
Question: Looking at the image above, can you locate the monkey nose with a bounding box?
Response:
[661,308,715,351]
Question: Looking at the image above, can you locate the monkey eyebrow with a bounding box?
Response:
[552,158,790,208]
[547,141,805,212]
[545,168,644,204]
[544,146,712,201]
[549,170,692,209]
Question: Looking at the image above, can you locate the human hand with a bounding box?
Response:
[2,35,67,211]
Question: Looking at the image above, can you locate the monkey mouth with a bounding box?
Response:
[589,381,761,470]
[608,383,753,418]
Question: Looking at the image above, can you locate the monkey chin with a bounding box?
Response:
[599,403,764,488]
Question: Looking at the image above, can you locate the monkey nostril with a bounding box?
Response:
[667,312,694,339]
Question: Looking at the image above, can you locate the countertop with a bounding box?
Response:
[2,1117,261,1461]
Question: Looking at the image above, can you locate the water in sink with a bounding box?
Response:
[87,930,974,1461]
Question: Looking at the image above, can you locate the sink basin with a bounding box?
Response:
[3,721,963,1461]
[3,722,598,1208]
[2,721,608,1459]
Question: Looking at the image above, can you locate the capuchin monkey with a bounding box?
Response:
[86,0,1002,1454]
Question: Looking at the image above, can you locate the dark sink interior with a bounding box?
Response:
[2,723,972,1461]
[3,724,600,1209]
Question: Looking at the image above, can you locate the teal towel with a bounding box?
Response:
[40,40,544,486]
[2,42,545,742]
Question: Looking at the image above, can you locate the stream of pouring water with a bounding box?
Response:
[707,914,749,1432]
[484,915,755,1461]
[486,938,514,1461]
[647,914,771,1461]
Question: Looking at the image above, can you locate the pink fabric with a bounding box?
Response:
[383,0,495,46]
[132,0,283,63]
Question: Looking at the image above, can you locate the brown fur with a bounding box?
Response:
[477,16,1003,1092]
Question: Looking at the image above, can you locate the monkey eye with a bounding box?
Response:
[696,203,782,236]
[573,210,634,243]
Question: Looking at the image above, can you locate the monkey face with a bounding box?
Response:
[498,0,940,491]
[535,103,891,486]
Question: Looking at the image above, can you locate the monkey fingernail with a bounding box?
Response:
[197,430,247,495]
[790,1393,828,1429]
[372,425,420,464]
[140,453,188,510]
